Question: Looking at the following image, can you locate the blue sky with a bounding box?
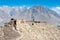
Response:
[0,0,60,7]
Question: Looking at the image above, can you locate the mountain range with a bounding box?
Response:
[0,5,60,26]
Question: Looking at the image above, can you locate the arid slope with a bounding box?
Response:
[0,19,60,40]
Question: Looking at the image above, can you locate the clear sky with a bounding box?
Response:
[0,0,60,7]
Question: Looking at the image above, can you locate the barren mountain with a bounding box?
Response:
[0,5,60,26]
[0,19,60,40]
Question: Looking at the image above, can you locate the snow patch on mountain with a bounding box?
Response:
[51,7,60,14]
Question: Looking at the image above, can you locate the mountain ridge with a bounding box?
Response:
[0,5,60,26]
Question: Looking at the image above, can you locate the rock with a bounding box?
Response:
[0,19,60,40]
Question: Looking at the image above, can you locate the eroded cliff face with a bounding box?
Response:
[0,19,60,40]
[0,19,20,40]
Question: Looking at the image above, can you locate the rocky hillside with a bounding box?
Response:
[0,18,60,40]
